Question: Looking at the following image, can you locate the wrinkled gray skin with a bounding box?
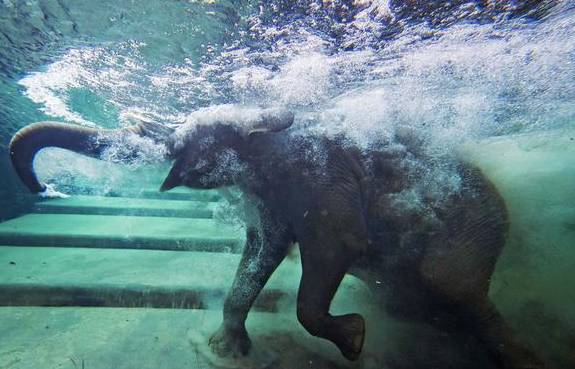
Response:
[9,109,544,369]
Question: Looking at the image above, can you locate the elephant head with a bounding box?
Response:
[160,108,294,191]
[8,107,293,194]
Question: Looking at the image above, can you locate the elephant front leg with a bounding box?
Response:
[209,226,291,358]
[297,231,367,361]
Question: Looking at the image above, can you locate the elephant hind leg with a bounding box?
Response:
[463,300,545,369]
[419,234,545,369]
[296,232,367,361]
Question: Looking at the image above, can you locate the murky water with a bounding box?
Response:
[1,1,574,369]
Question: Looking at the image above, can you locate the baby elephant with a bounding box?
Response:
[9,108,544,368]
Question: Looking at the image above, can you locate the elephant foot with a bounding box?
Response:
[208,324,252,358]
[331,313,366,361]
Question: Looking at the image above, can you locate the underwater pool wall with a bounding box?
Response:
[463,130,575,368]
[0,130,33,222]
[0,79,53,221]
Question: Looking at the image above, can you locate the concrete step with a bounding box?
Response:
[0,307,377,369]
[0,214,244,252]
[0,247,304,311]
[135,187,221,202]
[54,185,222,201]
[33,195,217,218]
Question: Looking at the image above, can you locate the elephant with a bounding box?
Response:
[9,107,544,369]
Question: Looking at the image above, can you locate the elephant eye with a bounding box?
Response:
[194,158,209,170]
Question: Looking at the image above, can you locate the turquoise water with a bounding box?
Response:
[0,1,574,369]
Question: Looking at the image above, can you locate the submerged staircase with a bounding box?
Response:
[0,185,316,311]
[0,178,371,369]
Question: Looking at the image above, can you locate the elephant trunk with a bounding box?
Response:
[9,121,153,193]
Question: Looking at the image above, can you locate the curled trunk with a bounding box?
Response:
[9,121,170,193]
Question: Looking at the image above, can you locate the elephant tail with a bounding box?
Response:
[9,121,172,193]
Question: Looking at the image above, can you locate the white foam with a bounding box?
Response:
[38,183,70,199]
[16,1,575,206]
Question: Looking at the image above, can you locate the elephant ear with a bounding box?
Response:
[124,112,175,144]
[246,108,294,136]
